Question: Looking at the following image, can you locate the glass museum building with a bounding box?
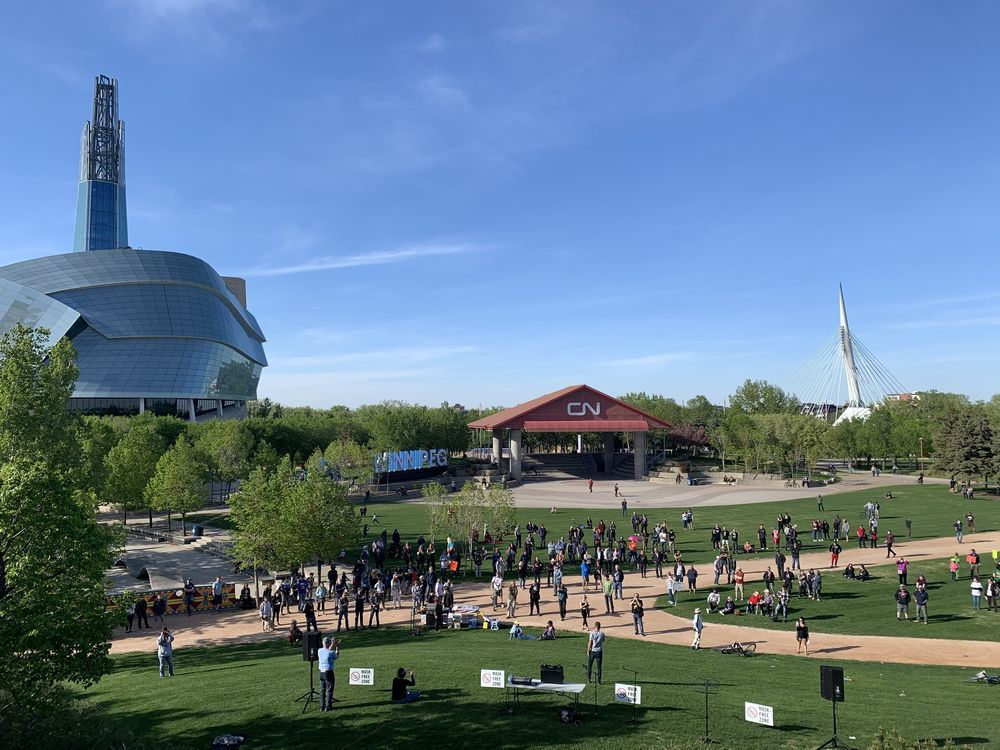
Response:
[0,76,266,418]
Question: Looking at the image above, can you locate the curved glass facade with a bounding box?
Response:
[0,248,266,404]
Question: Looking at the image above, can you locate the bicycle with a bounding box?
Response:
[720,641,756,657]
[784,480,799,488]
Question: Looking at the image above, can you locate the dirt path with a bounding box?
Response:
[112,531,1000,668]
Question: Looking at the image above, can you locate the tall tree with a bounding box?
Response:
[103,424,166,524]
[145,435,208,535]
[728,379,800,415]
[197,419,254,501]
[936,405,994,482]
[0,325,120,715]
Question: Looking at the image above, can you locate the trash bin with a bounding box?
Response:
[191,524,204,537]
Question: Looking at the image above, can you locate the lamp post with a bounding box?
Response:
[919,438,924,473]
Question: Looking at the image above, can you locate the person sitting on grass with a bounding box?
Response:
[720,597,737,615]
[857,564,871,581]
[287,620,303,645]
[541,621,556,640]
[843,563,856,579]
[742,541,756,554]
[391,668,420,704]
[706,589,721,613]
[508,622,536,641]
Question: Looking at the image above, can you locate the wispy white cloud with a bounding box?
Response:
[888,315,1000,331]
[416,75,470,109]
[243,242,481,277]
[272,346,479,370]
[419,33,448,53]
[604,352,698,368]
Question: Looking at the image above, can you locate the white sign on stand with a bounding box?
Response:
[744,701,774,727]
[614,683,642,705]
[480,669,505,689]
[349,668,375,686]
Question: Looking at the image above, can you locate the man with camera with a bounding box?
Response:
[156,627,174,678]
[317,636,341,712]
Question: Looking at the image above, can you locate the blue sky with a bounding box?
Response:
[2,1,999,408]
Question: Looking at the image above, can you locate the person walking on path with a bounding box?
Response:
[954,519,964,544]
[631,593,646,636]
[580,595,591,630]
[795,617,810,655]
[317,636,340,712]
[829,541,842,568]
[691,608,704,650]
[588,478,594,494]
[156,627,175,677]
[586,622,605,683]
[914,585,929,624]
[885,531,897,558]
[971,577,983,610]
[557,583,568,621]
[895,585,912,621]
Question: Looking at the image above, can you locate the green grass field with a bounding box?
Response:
[658,556,1000,641]
[80,628,996,750]
[348,484,997,570]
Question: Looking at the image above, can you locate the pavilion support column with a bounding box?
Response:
[510,429,523,480]
[217,399,224,418]
[603,433,615,475]
[633,431,647,480]
[577,434,583,453]
[492,429,503,469]
[189,398,197,422]
[138,397,145,415]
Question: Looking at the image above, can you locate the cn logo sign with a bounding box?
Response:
[567,402,601,417]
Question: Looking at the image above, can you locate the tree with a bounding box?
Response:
[197,419,254,501]
[728,379,800,415]
[145,435,208,535]
[103,424,165,524]
[935,405,994,482]
[229,458,294,581]
[324,438,371,481]
[78,416,122,498]
[428,481,515,554]
[0,325,120,715]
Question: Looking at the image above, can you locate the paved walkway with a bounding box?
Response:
[111,531,1000,668]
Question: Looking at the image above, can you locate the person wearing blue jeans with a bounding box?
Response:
[317,636,340,712]
[630,594,645,636]
[391,668,420,704]
[156,627,174,677]
[971,577,983,610]
[954,520,964,544]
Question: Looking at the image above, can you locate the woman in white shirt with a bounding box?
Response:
[970,576,983,610]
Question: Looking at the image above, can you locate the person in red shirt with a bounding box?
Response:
[747,590,763,615]
[857,526,867,548]
[733,568,745,601]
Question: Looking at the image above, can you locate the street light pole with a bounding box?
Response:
[919,438,924,473]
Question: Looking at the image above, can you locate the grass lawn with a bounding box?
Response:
[657,556,1000,642]
[80,627,997,750]
[350,484,998,570]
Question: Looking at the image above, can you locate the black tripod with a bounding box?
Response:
[621,666,640,723]
[580,663,599,719]
[295,661,319,714]
[816,699,855,749]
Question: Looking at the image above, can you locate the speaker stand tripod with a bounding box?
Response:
[815,700,854,749]
[295,661,319,714]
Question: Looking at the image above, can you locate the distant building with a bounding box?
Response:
[0,75,266,419]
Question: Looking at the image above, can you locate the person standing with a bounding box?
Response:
[857,525,867,549]
[630,594,645,636]
[182,578,196,616]
[968,549,981,579]
[317,636,340,712]
[774,550,786,579]
[897,558,909,585]
[353,587,365,629]
[954,519,964,544]
[507,582,518,618]
[259,597,274,631]
[971,577,983,610]
[949,555,960,582]
[580,594,591,630]
[904,517,912,539]
[586,622,605,683]
[557,583,568,621]
[152,594,167,626]
[602,576,615,614]
[885,531,896,558]
[212,576,225,612]
[133,596,149,630]
[588,478,594,494]
[795,617,810,655]
[733,567,745,601]
[156,627,175,677]
[528,582,541,616]
[914,585,929,624]
[686,564,699,594]
[691,608,704,650]
[895,585,911,621]
[829,541,842,568]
